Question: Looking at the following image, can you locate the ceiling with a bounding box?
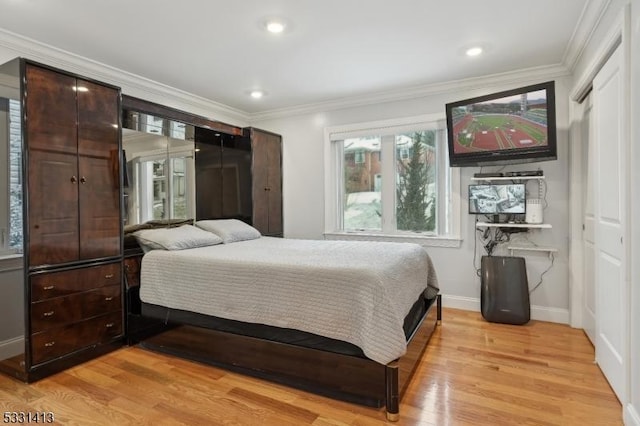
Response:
[0,0,598,115]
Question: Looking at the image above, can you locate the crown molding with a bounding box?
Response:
[562,0,612,72]
[249,63,571,122]
[0,25,577,127]
[0,28,250,126]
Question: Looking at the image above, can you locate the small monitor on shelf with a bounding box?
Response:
[469,183,526,217]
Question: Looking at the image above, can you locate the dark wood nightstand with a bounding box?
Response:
[123,250,166,345]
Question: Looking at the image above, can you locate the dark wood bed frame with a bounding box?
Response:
[121,95,443,420]
[136,293,441,421]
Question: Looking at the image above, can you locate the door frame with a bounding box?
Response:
[568,2,630,401]
[569,6,627,326]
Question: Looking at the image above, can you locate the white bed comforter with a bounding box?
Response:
[140,237,438,364]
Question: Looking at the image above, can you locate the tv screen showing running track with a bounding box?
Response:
[446,81,557,167]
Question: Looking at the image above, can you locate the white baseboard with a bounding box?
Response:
[0,336,24,359]
[626,403,640,426]
[441,295,481,312]
[442,294,570,324]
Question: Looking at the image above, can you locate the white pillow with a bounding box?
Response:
[195,219,261,243]
[133,224,223,251]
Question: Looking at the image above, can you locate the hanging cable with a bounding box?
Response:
[529,253,555,294]
[473,217,482,277]
[540,178,548,209]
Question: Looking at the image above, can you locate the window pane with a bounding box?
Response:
[152,159,167,220]
[395,131,437,233]
[9,99,22,251]
[145,115,164,135]
[170,121,186,140]
[171,157,187,219]
[343,137,381,230]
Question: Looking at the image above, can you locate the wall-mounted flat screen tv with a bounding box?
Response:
[468,183,526,214]
[446,81,557,167]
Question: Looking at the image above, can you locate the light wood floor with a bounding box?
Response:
[0,308,622,425]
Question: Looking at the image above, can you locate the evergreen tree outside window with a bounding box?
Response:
[396,131,437,233]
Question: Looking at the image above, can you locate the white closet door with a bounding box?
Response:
[581,93,596,345]
[592,45,627,403]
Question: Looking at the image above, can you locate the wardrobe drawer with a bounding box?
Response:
[31,285,121,333]
[30,310,123,365]
[31,262,121,301]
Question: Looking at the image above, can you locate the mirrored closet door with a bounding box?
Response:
[122,114,196,227]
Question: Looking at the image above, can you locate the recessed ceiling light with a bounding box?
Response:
[266,21,285,34]
[250,90,264,99]
[466,46,483,57]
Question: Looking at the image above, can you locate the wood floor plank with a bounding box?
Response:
[0,308,623,425]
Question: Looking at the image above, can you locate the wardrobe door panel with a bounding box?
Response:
[265,134,283,236]
[26,65,80,267]
[251,133,269,234]
[251,129,282,236]
[77,79,121,259]
[25,65,77,154]
[28,151,79,266]
[195,131,223,221]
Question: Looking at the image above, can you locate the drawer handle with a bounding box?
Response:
[105,322,115,328]
[43,285,55,290]
[105,274,114,279]
[104,296,113,301]
[44,341,55,347]
[43,311,55,317]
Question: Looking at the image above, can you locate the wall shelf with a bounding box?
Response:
[475,222,552,229]
[508,245,557,259]
[470,175,545,181]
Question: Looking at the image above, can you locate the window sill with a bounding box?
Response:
[323,231,461,248]
[0,253,24,273]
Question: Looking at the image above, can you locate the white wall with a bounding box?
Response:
[0,267,24,359]
[253,74,573,323]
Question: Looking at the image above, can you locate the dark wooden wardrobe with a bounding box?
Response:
[194,126,283,237]
[246,127,283,237]
[122,96,283,237]
[0,59,123,382]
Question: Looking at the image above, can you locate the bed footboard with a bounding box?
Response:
[139,293,441,421]
[385,293,441,421]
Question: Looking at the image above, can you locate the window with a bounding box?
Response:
[136,151,193,223]
[1,98,22,256]
[325,114,460,246]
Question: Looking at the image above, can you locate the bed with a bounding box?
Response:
[131,220,441,421]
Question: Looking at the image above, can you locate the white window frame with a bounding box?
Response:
[133,146,195,224]
[0,95,23,262]
[324,113,461,248]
